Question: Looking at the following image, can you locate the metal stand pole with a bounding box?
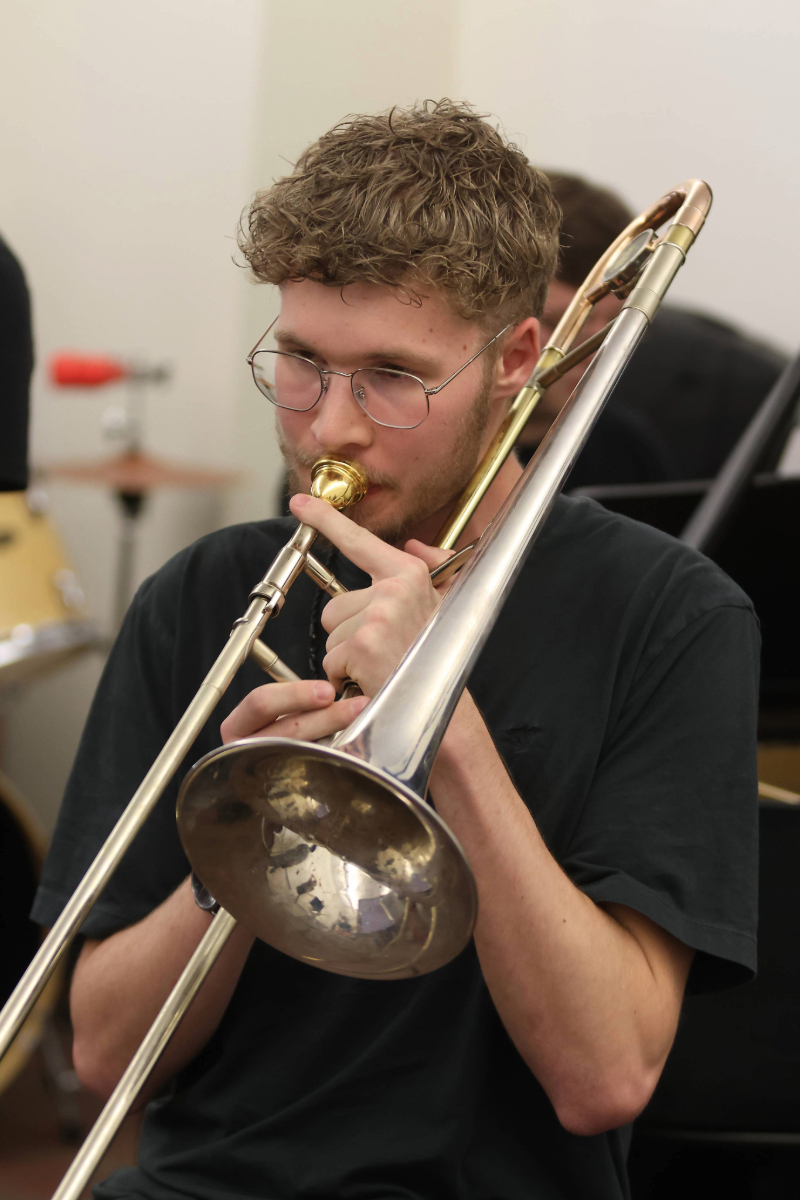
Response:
[114,491,145,630]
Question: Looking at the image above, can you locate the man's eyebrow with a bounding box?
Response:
[275,328,440,376]
[362,347,441,375]
[275,328,318,354]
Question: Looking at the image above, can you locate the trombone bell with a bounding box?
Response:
[176,739,477,979]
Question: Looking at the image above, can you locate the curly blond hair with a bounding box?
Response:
[239,99,560,326]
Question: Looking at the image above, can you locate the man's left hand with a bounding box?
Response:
[289,493,451,697]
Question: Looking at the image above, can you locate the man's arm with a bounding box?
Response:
[289,492,695,1135]
[71,879,254,1106]
[430,692,693,1136]
[71,680,367,1104]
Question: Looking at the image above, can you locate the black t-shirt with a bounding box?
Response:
[33,496,760,1200]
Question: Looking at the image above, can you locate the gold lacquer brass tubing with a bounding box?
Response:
[433,322,616,552]
[622,241,690,323]
[429,187,712,558]
[662,223,696,254]
[540,182,703,372]
[536,322,616,389]
[435,384,545,550]
[52,909,238,1200]
[310,457,368,509]
[0,600,271,1060]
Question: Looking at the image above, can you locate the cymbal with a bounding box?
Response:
[42,452,240,494]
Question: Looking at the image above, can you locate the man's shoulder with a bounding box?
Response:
[536,493,754,626]
[171,514,296,570]
[137,516,297,609]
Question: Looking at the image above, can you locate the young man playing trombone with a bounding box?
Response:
[34,101,759,1200]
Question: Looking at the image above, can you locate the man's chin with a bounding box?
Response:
[349,490,413,545]
[353,490,460,548]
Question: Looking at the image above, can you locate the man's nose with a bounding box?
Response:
[310,373,372,450]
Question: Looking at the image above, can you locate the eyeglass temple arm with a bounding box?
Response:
[246,314,280,361]
[425,323,514,396]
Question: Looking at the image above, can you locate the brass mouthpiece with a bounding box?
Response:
[310,457,369,510]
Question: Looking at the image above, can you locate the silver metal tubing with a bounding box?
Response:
[175,307,652,981]
[249,523,318,612]
[332,307,651,795]
[11,185,711,1196]
[0,599,271,1060]
[428,541,479,587]
[0,455,369,1061]
[304,552,348,596]
[52,908,238,1200]
[249,638,300,682]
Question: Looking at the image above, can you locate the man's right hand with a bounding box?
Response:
[220,679,367,745]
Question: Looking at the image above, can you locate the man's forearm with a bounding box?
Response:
[70,678,368,1109]
[430,692,693,1136]
[71,877,255,1105]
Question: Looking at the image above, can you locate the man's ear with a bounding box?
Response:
[492,317,540,399]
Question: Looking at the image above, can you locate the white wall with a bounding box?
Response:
[457,0,800,352]
[0,0,264,827]
[0,0,458,828]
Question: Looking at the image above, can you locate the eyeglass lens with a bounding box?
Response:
[251,351,430,429]
[252,351,320,410]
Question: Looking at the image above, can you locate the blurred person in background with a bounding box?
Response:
[32,102,759,1200]
[0,235,35,1019]
[518,173,787,487]
[0,233,33,492]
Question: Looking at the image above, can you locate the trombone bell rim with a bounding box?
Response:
[176,737,477,980]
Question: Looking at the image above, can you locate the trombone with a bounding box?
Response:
[0,180,711,1199]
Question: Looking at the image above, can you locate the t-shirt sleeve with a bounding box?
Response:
[561,602,760,993]
[31,569,192,940]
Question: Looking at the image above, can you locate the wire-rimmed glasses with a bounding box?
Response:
[247,321,513,431]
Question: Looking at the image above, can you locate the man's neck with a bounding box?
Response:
[404,452,524,550]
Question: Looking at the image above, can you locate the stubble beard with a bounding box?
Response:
[278,374,494,547]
